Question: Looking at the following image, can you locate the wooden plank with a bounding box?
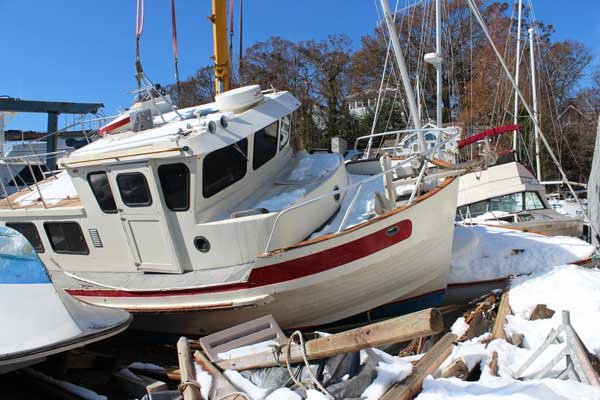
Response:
[177,337,201,400]
[194,351,246,400]
[440,358,469,379]
[380,332,458,400]
[218,308,443,371]
[492,291,512,340]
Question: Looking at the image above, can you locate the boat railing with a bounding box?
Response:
[263,130,463,253]
[0,112,114,206]
[0,150,70,208]
[353,126,460,160]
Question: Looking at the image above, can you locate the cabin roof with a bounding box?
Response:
[60,91,300,168]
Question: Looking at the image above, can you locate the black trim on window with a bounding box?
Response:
[158,163,190,211]
[44,222,89,255]
[6,222,44,253]
[203,138,248,198]
[253,122,279,170]
[116,173,152,207]
[87,172,117,213]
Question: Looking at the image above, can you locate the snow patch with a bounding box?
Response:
[217,340,279,360]
[194,363,213,400]
[15,171,77,205]
[450,225,594,284]
[224,370,269,400]
[450,317,470,337]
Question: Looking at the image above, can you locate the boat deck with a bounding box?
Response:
[0,172,81,210]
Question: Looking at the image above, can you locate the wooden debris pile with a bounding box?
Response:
[14,287,600,399]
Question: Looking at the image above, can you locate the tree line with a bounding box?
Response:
[167,1,599,183]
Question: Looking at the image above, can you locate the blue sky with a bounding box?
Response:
[1,0,599,131]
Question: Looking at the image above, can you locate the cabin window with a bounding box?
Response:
[489,193,523,214]
[425,133,436,141]
[158,163,190,211]
[253,121,279,170]
[203,138,248,198]
[6,222,44,253]
[525,191,545,210]
[468,200,488,218]
[44,222,89,255]
[279,115,291,150]
[116,173,152,207]
[87,172,117,213]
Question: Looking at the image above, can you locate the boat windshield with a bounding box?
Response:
[458,191,547,220]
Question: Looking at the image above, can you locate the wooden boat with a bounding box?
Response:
[0,226,131,374]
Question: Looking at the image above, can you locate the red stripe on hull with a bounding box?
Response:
[99,116,131,135]
[66,220,412,298]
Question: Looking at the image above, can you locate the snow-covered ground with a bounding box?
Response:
[450,225,595,284]
[417,264,600,400]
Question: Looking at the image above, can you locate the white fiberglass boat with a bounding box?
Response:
[0,226,131,374]
[456,161,583,237]
[0,85,460,334]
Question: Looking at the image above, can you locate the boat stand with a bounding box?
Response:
[514,310,600,386]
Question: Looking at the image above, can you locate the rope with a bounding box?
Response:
[284,331,333,399]
[178,379,202,395]
[216,392,250,400]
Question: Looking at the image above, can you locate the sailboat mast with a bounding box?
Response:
[434,0,443,157]
[379,0,426,153]
[528,27,541,181]
[211,0,231,94]
[512,0,523,152]
[435,0,442,129]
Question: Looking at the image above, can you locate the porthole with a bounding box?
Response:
[194,236,210,253]
[333,185,341,202]
[220,115,228,128]
[208,120,217,134]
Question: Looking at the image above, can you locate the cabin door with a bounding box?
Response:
[108,163,183,273]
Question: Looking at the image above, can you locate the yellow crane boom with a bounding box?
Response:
[210,0,231,94]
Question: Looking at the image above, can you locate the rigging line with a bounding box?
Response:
[490,1,516,127]
[170,0,181,94]
[465,0,597,238]
[491,1,516,128]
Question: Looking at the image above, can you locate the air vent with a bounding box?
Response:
[88,229,103,248]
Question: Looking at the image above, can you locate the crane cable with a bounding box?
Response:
[170,0,181,94]
[135,0,145,90]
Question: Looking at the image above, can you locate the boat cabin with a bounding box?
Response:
[0,86,348,275]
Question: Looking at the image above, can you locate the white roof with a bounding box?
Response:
[61,90,300,167]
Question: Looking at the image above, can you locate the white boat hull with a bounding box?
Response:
[0,227,132,374]
[63,178,459,335]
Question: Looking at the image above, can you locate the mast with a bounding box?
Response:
[211,0,231,94]
[528,27,541,181]
[512,0,523,152]
[380,0,426,153]
[435,0,442,130]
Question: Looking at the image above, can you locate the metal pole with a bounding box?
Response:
[528,28,541,181]
[435,0,443,133]
[46,112,59,171]
[379,0,426,153]
[512,0,523,152]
